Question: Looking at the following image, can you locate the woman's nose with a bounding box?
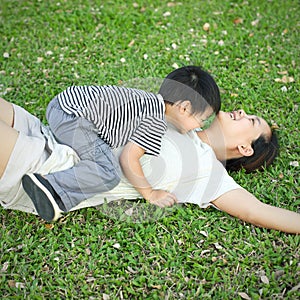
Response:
[238,109,246,117]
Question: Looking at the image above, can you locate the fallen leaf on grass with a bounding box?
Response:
[125,207,133,216]
[199,230,208,237]
[251,19,260,26]
[200,249,210,256]
[213,242,223,250]
[274,270,285,279]
[289,161,299,167]
[8,280,25,289]
[230,93,239,97]
[151,285,162,289]
[277,70,288,75]
[113,243,121,249]
[128,39,135,47]
[103,294,110,300]
[274,76,295,83]
[290,283,300,292]
[1,262,9,272]
[45,223,54,229]
[233,18,243,24]
[260,275,269,284]
[271,122,279,129]
[203,23,210,31]
[238,292,251,300]
[127,266,138,274]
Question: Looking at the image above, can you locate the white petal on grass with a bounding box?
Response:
[120,57,126,63]
[3,52,9,58]
[172,63,179,69]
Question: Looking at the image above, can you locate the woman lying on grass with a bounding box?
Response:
[0,97,299,233]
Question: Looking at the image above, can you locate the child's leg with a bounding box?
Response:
[43,98,121,211]
[0,97,14,127]
[0,120,19,179]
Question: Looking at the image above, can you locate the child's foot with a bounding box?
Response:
[22,173,66,222]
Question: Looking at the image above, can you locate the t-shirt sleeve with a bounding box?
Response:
[129,116,167,156]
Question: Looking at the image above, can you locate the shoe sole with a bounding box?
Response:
[22,174,62,222]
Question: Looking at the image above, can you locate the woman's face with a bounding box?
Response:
[215,109,271,148]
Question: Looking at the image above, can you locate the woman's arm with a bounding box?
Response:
[212,188,300,233]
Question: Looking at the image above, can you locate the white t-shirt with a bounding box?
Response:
[0,106,240,214]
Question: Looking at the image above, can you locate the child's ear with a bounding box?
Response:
[237,144,254,157]
[179,100,192,113]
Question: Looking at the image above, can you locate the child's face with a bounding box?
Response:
[176,106,214,133]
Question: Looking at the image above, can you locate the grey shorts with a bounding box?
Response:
[44,98,121,210]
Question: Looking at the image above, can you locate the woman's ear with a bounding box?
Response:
[237,144,254,157]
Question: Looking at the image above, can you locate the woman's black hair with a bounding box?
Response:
[225,130,279,173]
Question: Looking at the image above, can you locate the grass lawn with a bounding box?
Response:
[1,0,299,298]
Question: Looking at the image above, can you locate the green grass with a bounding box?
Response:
[1,0,299,298]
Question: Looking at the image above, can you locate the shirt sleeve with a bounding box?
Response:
[129,116,167,156]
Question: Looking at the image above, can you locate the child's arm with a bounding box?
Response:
[119,141,178,207]
[212,188,300,233]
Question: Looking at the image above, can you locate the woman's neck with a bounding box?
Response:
[197,127,240,161]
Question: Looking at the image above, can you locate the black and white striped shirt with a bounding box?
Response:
[57,85,167,156]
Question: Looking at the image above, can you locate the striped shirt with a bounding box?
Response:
[57,85,167,156]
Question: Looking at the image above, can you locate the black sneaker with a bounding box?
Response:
[22,173,66,222]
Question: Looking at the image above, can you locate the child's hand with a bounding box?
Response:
[148,189,178,208]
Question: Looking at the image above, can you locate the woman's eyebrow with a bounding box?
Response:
[256,117,261,125]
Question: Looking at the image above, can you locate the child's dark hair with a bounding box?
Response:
[225,130,279,173]
[159,65,221,114]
